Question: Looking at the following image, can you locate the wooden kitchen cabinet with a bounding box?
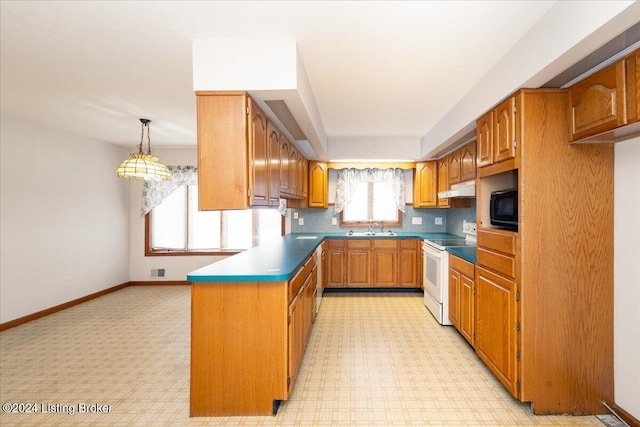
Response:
[449,254,475,346]
[346,239,372,287]
[436,157,450,207]
[327,238,421,289]
[399,239,420,287]
[459,141,476,182]
[567,48,640,143]
[474,89,614,415]
[267,121,281,207]
[475,265,518,397]
[448,151,461,184]
[308,161,328,208]
[249,98,269,206]
[326,239,346,288]
[372,239,399,287]
[449,140,476,184]
[413,161,437,208]
[196,92,306,210]
[569,59,626,141]
[476,96,518,175]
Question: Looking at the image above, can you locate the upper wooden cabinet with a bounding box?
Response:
[477,96,518,173]
[459,141,477,182]
[568,48,640,143]
[413,161,437,208]
[197,92,307,210]
[569,60,626,141]
[436,157,449,208]
[308,161,328,208]
[449,141,476,185]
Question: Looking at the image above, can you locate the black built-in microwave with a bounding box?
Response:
[490,189,518,231]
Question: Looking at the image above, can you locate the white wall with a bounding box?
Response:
[128,148,227,281]
[614,137,640,420]
[0,115,130,323]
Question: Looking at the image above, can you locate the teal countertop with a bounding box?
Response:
[446,246,477,264]
[187,232,464,283]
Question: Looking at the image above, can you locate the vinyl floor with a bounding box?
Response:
[0,286,605,426]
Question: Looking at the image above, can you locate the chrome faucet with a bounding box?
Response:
[368,222,380,233]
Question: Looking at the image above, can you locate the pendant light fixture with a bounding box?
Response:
[117,118,171,181]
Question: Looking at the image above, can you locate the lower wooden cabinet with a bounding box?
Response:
[347,240,372,286]
[475,265,519,398]
[326,239,346,287]
[326,238,420,288]
[449,254,475,345]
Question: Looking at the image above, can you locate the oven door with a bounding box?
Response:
[423,243,445,323]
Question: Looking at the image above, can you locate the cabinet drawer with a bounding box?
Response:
[373,239,398,249]
[400,239,419,249]
[347,239,372,249]
[477,248,515,279]
[478,229,516,256]
[450,254,475,278]
[289,268,305,301]
[327,239,345,250]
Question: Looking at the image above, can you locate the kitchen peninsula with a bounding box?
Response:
[187,232,460,417]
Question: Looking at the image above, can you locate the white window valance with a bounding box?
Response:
[334,168,406,215]
[141,165,197,216]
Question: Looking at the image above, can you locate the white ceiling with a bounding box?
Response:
[1,1,638,160]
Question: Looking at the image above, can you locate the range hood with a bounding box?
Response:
[438,180,476,199]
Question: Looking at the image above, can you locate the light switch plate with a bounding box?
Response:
[332,218,337,225]
[412,217,422,225]
[435,217,443,225]
[293,212,299,219]
[298,218,304,226]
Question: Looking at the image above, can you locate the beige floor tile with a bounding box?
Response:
[1,287,604,426]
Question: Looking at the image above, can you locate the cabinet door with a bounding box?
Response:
[279,137,290,195]
[475,266,519,398]
[460,274,474,345]
[300,159,308,200]
[399,240,419,287]
[494,97,517,164]
[326,240,345,288]
[459,142,477,182]
[287,295,301,395]
[437,157,450,208]
[267,121,281,207]
[372,250,398,287]
[448,151,461,185]
[569,60,626,141]
[197,94,249,210]
[308,161,328,208]
[448,268,461,329]
[413,161,437,208]
[347,249,371,287]
[249,99,268,206]
[626,50,639,124]
[476,110,493,168]
[289,147,299,196]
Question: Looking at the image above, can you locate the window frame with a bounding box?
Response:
[145,186,284,257]
[339,181,402,227]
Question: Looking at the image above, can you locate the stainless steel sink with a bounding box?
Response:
[345,231,396,237]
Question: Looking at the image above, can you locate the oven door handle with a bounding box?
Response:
[423,243,443,259]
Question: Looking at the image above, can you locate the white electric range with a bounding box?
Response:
[423,223,476,325]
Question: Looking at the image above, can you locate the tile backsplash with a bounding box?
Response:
[290,204,476,235]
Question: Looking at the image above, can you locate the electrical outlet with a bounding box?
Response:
[332,218,337,225]
[64,276,72,288]
[411,217,422,225]
[435,217,443,225]
[298,218,304,226]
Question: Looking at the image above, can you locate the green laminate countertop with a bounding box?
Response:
[187,232,464,283]
[446,246,477,264]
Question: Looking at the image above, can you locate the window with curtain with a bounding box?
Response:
[335,168,405,226]
[142,166,282,255]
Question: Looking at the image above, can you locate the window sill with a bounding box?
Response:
[145,250,243,257]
